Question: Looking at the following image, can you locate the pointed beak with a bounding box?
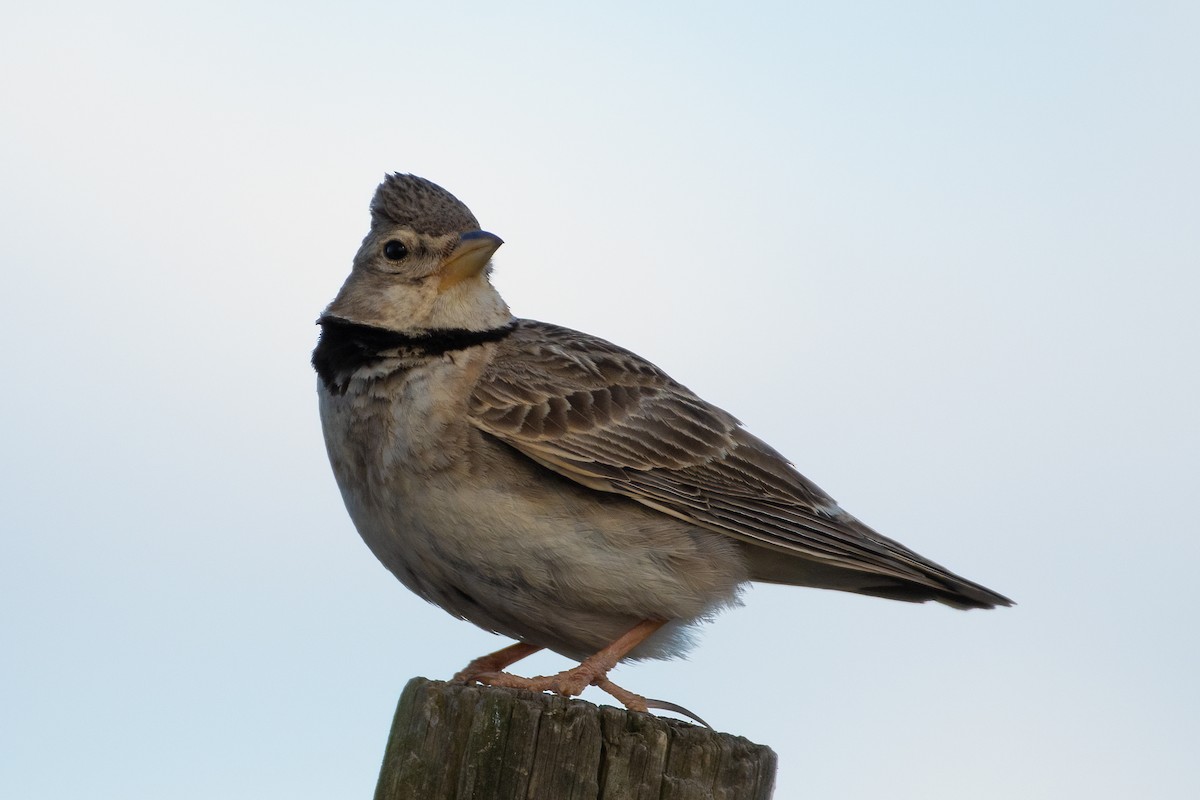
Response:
[438,230,504,291]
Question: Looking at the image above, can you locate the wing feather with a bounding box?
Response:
[469,320,1010,606]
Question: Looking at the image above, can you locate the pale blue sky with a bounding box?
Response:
[3,2,1198,798]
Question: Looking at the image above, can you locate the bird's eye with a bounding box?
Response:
[383,240,408,260]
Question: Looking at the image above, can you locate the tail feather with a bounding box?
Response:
[738,541,1013,610]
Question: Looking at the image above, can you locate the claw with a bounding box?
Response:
[452,641,542,684]
[642,697,713,729]
[452,620,710,726]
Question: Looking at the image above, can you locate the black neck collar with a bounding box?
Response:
[312,316,517,394]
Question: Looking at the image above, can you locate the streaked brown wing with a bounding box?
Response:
[469,321,949,587]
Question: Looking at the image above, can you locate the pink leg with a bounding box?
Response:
[472,619,668,711]
[452,641,543,684]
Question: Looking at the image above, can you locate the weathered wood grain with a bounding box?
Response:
[373,678,775,800]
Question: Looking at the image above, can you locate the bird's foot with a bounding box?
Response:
[469,669,709,727]
[471,666,646,711]
[451,641,542,684]
[594,677,649,712]
[453,620,688,718]
[471,661,599,699]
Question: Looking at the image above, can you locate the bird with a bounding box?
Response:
[313,173,1012,718]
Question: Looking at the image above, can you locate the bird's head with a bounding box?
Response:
[322,173,510,332]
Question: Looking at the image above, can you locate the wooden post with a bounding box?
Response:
[374,677,777,800]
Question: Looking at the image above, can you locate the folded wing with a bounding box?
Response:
[469,320,1011,609]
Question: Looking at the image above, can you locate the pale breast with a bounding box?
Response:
[316,347,746,660]
[317,352,486,587]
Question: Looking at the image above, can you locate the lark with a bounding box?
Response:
[314,173,1011,718]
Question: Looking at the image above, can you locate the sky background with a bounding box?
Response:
[3,2,1198,798]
